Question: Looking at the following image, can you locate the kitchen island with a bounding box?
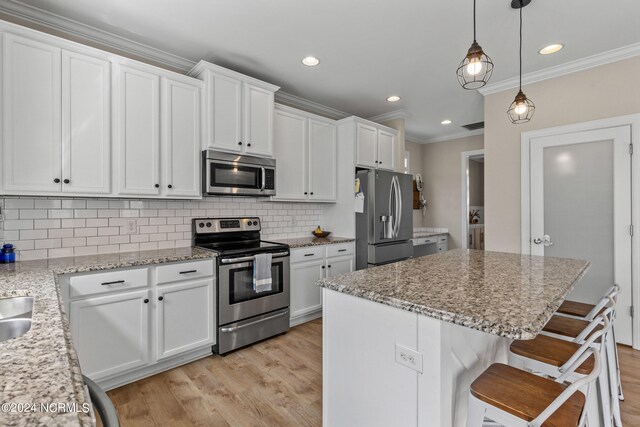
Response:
[317,249,590,427]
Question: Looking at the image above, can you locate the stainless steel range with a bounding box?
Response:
[193,217,290,354]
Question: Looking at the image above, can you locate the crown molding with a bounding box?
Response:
[0,0,196,72]
[479,41,640,96]
[423,129,484,144]
[404,134,426,144]
[274,91,350,121]
[368,109,410,124]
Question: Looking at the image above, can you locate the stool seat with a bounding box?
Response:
[510,334,595,375]
[557,300,602,318]
[470,363,586,427]
[543,315,602,342]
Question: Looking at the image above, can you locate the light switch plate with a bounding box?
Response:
[395,343,423,373]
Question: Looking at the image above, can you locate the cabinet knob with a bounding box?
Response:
[54,178,60,183]
[155,184,160,188]
[321,266,325,269]
[143,298,149,304]
[328,265,332,268]
[378,161,382,164]
[247,143,251,147]
[238,141,243,145]
[63,179,70,184]
[310,192,314,195]
[168,185,173,189]
[304,192,308,195]
[158,296,164,301]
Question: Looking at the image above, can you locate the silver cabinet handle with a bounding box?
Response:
[101,280,125,286]
[220,309,289,333]
[179,270,197,274]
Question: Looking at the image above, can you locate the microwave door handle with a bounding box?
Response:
[260,167,266,191]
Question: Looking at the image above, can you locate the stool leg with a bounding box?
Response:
[585,382,600,427]
[605,335,623,426]
[466,395,487,427]
[610,327,624,400]
[597,357,613,427]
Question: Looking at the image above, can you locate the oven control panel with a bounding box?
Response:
[194,217,261,234]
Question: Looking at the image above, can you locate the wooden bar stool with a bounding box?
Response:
[510,314,613,427]
[466,348,600,427]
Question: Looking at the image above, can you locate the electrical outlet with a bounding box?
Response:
[126,219,138,235]
[395,344,423,373]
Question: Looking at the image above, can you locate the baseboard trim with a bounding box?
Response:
[290,310,322,327]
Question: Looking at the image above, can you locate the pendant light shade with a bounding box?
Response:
[508,0,535,124]
[457,0,493,90]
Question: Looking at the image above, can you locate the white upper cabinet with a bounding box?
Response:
[273,107,307,200]
[340,117,397,171]
[272,104,337,203]
[2,34,62,193]
[62,50,111,194]
[308,118,337,201]
[188,61,279,158]
[376,128,396,171]
[162,77,202,198]
[117,63,161,196]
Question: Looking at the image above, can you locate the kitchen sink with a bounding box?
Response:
[0,296,34,320]
[0,318,32,342]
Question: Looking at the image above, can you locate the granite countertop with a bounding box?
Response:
[0,247,216,427]
[317,249,590,340]
[274,236,355,248]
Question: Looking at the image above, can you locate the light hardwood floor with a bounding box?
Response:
[107,318,640,426]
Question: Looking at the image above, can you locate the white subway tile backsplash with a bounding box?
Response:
[1,196,324,261]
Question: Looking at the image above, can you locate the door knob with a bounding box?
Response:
[533,234,554,247]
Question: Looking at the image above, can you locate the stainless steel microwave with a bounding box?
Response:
[203,150,276,196]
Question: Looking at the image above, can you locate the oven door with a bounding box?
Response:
[218,253,290,326]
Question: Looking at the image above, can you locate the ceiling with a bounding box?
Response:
[5,0,640,142]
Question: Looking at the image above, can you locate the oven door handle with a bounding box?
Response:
[260,167,266,191]
[220,309,289,333]
[220,251,289,264]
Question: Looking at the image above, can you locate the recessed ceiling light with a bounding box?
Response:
[302,56,320,66]
[386,95,401,102]
[441,119,452,125]
[539,44,564,55]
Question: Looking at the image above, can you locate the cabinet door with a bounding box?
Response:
[62,50,111,194]
[290,259,325,320]
[117,64,161,196]
[70,289,150,381]
[243,83,274,157]
[162,77,201,198]
[272,108,307,200]
[377,129,396,171]
[2,34,61,193]
[208,72,242,152]
[355,123,378,169]
[326,256,354,277]
[308,119,337,202]
[156,279,214,360]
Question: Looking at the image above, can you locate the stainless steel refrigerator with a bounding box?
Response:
[356,169,413,269]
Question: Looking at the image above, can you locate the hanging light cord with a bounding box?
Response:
[519,1,523,91]
[473,0,477,42]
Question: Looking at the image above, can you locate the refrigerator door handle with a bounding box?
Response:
[394,175,402,238]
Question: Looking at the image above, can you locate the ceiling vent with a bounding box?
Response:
[462,121,484,131]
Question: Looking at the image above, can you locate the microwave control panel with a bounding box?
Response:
[264,169,275,190]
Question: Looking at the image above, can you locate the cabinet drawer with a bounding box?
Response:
[414,237,437,245]
[437,243,447,252]
[70,268,149,299]
[156,260,215,284]
[438,235,448,243]
[291,246,325,263]
[326,243,354,258]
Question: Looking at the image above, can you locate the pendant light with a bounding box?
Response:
[507,0,535,124]
[457,0,493,90]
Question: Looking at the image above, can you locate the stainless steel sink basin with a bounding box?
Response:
[0,318,32,342]
[0,296,34,320]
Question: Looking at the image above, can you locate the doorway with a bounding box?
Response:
[522,117,640,348]
[461,149,485,250]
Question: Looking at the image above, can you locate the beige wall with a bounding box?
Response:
[468,159,484,207]
[484,56,640,253]
[406,140,426,228]
[421,134,484,249]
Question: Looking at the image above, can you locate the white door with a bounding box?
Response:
[162,77,201,198]
[273,108,308,200]
[290,260,325,319]
[529,126,632,344]
[2,34,62,193]
[208,72,242,153]
[356,123,378,169]
[243,82,274,157]
[117,64,161,196]
[62,50,111,194]
[308,118,337,201]
[155,279,214,360]
[377,129,396,171]
[70,289,151,380]
[326,256,354,277]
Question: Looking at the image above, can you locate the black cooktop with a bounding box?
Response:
[196,240,288,257]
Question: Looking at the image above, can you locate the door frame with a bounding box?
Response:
[461,149,485,250]
[520,113,640,349]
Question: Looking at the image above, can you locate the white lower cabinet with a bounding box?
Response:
[289,242,354,326]
[62,259,215,389]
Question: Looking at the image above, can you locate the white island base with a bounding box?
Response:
[322,288,511,427]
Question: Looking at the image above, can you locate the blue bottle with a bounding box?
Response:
[1,244,16,263]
